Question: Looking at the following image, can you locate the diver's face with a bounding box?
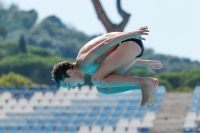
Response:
[60,69,84,89]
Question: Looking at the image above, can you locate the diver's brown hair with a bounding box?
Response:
[51,61,74,86]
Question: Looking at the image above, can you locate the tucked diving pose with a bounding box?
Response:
[51,26,163,108]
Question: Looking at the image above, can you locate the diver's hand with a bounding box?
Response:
[131,26,150,40]
[145,60,163,73]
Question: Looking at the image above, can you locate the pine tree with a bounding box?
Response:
[18,35,27,53]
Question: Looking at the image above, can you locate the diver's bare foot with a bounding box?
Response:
[140,77,159,108]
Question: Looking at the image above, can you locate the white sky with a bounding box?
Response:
[2,0,200,62]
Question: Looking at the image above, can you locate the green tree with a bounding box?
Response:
[0,25,7,38]
[0,72,38,88]
[18,35,27,53]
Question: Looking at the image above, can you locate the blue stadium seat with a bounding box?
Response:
[140,127,150,133]
[18,86,26,93]
[0,126,6,132]
[44,126,54,133]
[37,119,47,126]
[118,99,127,105]
[83,100,93,106]
[23,92,33,99]
[83,119,94,126]
[103,106,112,112]
[32,126,42,132]
[68,106,79,112]
[183,128,194,133]
[49,119,58,126]
[20,126,30,132]
[99,112,110,118]
[129,99,139,104]
[115,105,124,112]
[126,105,135,111]
[46,106,56,112]
[13,92,21,99]
[39,86,47,92]
[111,112,121,119]
[57,106,67,112]
[64,112,74,119]
[8,126,18,132]
[189,107,199,112]
[26,119,35,125]
[196,127,200,133]
[3,119,13,126]
[28,86,37,93]
[76,112,86,119]
[71,119,82,126]
[88,112,98,119]
[67,126,78,133]
[92,106,101,112]
[14,119,25,126]
[55,126,66,133]
[107,119,117,126]
[50,85,58,93]
[7,86,16,93]
[137,107,147,113]
[149,107,159,112]
[95,119,106,126]
[197,121,200,127]
[123,111,133,119]
[0,86,5,93]
[54,112,63,119]
[60,119,70,125]
[134,112,144,119]
[35,106,45,112]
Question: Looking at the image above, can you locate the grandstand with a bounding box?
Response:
[0,85,166,133]
[183,86,200,133]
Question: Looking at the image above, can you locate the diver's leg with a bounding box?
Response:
[92,41,159,108]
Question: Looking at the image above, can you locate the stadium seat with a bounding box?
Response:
[95,118,106,126]
[78,126,90,133]
[67,126,78,133]
[83,119,94,126]
[0,126,6,132]
[39,86,47,93]
[44,126,54,133]
[127,127,139,133]
[140,127,150,133]
[129,119,141,128]
[117,119,129,127]
[49,85,58,93]
[20,126,30,132]
[60,119,70,125]
[102,126,113,133]
[7,86,16,93]
[115,127,126,133]
[23,92,33,99]
[32,126,42,132]
[107,119,118,126]
[8,126,18,132]
[183,127,194,133]
[71,119,82,126]
[0,86,5,93]
[55,126,66,133]
[18,86,26,93]
[90,126,102,133]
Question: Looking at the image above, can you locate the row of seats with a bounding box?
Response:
[0,85,58,93]
[0,126,150,133]
[183,86,200,133]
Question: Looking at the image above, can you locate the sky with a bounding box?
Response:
[2,0,200,62]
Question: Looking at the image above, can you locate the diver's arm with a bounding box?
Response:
[83,26,149,64]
